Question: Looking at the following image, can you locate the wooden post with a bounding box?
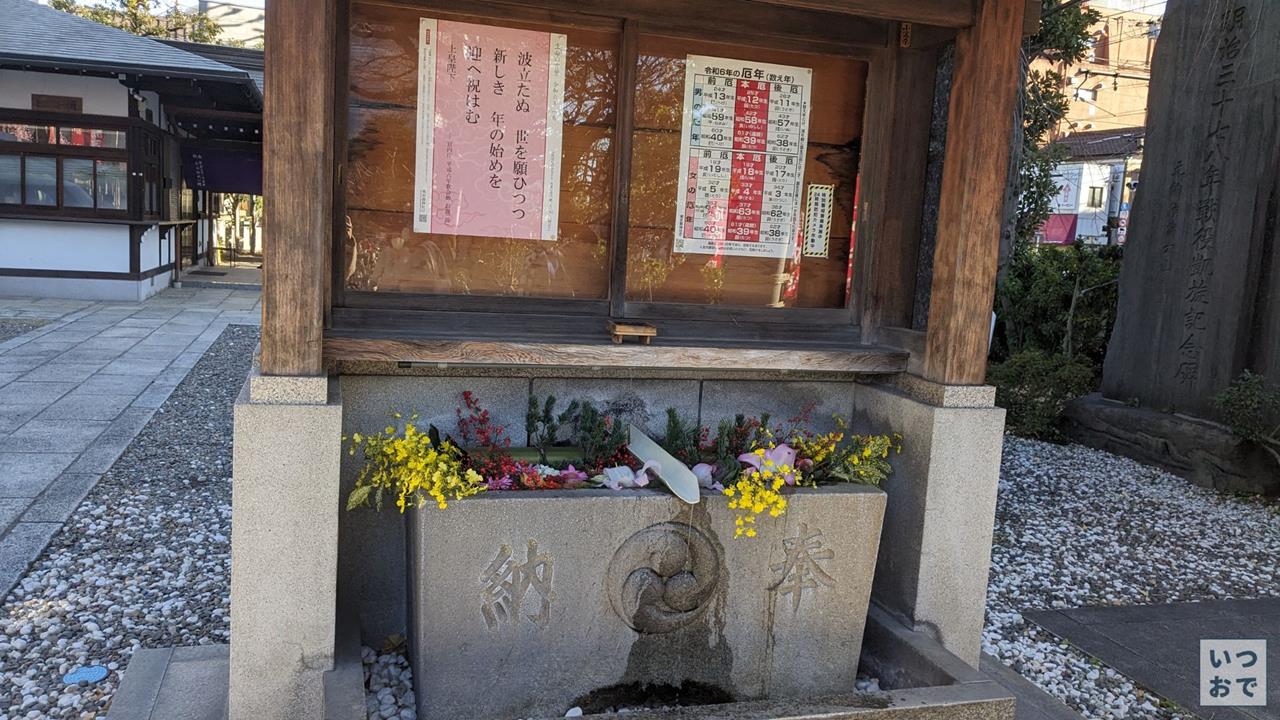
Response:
[922,0,1025,385]
[858,42,938,341]
[261,0,336,377]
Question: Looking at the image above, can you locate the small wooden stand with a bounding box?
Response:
[608,321,657,345]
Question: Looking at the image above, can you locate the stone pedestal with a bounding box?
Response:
[853,379,1005,666]
[229,372,344,720]
[408,486,886,720]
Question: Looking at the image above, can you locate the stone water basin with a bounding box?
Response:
[408,485,887,720]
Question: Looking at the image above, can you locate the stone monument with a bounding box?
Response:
[1069,0,1280,493]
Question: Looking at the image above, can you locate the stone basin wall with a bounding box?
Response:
[336,373,880,647]
[409,486,886,720]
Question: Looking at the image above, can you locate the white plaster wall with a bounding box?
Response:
[0,219,130,272]
[0,70,128,116]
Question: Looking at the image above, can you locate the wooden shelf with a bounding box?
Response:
[324,334,908,376]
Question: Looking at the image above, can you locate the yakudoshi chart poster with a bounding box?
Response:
[674,55,813,258]
[414,19,566,240]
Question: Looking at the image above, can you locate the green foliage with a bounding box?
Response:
[51,0,225,43]
[526,395,572,465]
[995,242,1122,368]
[562,400,626,469]
[660,408,702,467]
[1214,372,1280,453]
[1012,1,1102,246]
[988,350,1096,441]
[1027,0,1103,64]
[710,415,754,487]
[1015,72,1071,244]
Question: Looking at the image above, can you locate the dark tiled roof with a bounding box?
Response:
[158,40,264,94]
[1054,127,1146,160]
[0,0,247,81]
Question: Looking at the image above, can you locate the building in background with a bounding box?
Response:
[1034,0,1159,246]
[0,0,261,300]
[1040,128,1144,246]
[198,0,265,48]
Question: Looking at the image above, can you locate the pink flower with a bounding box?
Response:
[487,475,515,491]
[692,463,722,492]
[558,464,589,484]
[738,444,798,485]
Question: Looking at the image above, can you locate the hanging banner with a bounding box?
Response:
[414,19,566,240]
[673,55,813,258]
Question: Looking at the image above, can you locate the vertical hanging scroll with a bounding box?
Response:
[673,55,813,258]
[414,19,567,240]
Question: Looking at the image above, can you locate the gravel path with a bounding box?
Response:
[986,436,1280,719]
[0,325,257,720]
[0,320,49,344]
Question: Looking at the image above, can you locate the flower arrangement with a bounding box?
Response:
[345,395,900,538]
[345,415,486,512]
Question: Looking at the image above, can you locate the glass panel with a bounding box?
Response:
[62,158,95,208]
[626,36,866,309]
[343,3,617,299]
[95,160,128,210]
[0,154,19,204]
[0,124,55,144]
[24,156,57,206]
[58,127,127,149]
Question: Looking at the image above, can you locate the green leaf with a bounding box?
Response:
[346,485,372,511]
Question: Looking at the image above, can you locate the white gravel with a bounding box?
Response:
[0,325,256,720]
[363,646,416,720]
[986,435,1280,719]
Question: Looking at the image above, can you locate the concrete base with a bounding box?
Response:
[106,645,229,720]
[229,373,346,720]
[409,486,886,720]
[0,272,172,302]
[853,381,1005,667]
[529,604,1015,719]
[1062,393,1278,496]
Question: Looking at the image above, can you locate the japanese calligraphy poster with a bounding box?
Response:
[674,55,813,258]
[414,19,566,240]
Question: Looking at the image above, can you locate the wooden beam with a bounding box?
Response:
[324,336,909,375]
[858,44,938,342]
[261,0,336,376]
[748,0,973,28]
[922,0,1026,385]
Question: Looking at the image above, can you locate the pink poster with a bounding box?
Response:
[415,19,566,240]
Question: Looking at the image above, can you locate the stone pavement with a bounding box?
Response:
[1028,599,1280,720]
[0,288,260,598]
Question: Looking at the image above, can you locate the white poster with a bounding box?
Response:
[673,55,813,258]
[414,19,566,240]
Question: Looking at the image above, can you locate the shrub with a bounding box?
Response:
[987,350,1096,441]
[994,242,1123,368]
[1214,371,1280,465]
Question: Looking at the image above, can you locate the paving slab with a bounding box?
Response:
[22,473,102,523]
[0,521,61,594]
[0,452,77,497]
[38,393,138,421]
[0,419,109,453]
[1027,601,1280,720]
[0,288,262,602]
[0,381,77,405]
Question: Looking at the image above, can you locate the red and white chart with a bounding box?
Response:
[674,55,813,258]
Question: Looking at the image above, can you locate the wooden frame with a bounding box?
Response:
[263,0,1029,386]
[0,110,141,221]
[332,0,882,334]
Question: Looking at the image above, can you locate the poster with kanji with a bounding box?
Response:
[414,19,566,240]
[674,55,813,258]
